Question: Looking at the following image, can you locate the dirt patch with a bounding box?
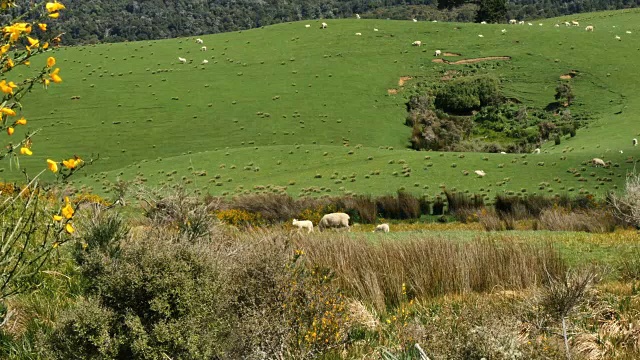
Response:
[387,88,398,95]
[431,56,511,65]
[560,70,578,80]
[443,52,461,56]
[398,76,412,86]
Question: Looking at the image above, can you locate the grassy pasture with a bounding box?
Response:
[6,9,640,197]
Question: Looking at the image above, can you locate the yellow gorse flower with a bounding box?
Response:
[50,68,62,83]
[46,159,58,173]
[6,126,13,135]
[61,197,74,219]
[0,80,17,94]
[5,58,13,69]
[0,44,9,55]
[53,215,62,221]
[47,56,55,67]
[38,23,47,32]
[65,223,74,234]
[16,117,26,125]
[48,12,59,19]
[26,36,38,47]
[20,147,32,155]
[2,22,30,42]
[1,107,16,116]
[46,1,65,13]
[62,158,80,169]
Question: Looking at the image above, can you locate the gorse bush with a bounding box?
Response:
[434,75,502,114]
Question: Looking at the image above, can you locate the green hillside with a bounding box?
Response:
[8,9,640,198]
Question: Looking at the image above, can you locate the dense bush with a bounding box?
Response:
[435,76,502,114]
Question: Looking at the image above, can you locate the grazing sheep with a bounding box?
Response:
[412,40,422,46]
[480,21,487,24]
[355,32,362,36]
[178,57,187,64]
[201,46,207,51]
[195,38,204,44]
[555,24,560,27]
[539,23,543,26]
[292,219,314,233]
[412,18,417,22]
[474,170,486,177]
[373,223,390,233]
[509,19,517,24]
[533,148,541,154]
[626,30,632,34]
[564,21,571,27]
[501,29,507,33]
[633,138,637,146]
[201,59,209,64]
[572,20,579,26]
[615,35,621,40]
[620,150,624,154]
[374,28,379,32]
[305,24,311,28]
[528,22,533,26]
[592,158,607,167]
[318,212,350,231]
[518,21,525,25]
[500,151,507,154]
[432,20,438,23]
[355,13,360,19]
[478,34,484,37]
[585,25,594,32]
[434,49,441,56]
[321,22,328,29]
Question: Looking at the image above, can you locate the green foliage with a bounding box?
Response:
[476,0,507,23]
[555,82,575,106]
[434,76,502,114]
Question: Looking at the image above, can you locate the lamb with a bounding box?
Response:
[533,148,541,154]
[373,223,390,233]
[195,38,204,44]
[318,212,350,231]
[592,158,607,167]
[201,46,207,51]
[178,57,187,64]
[321,22,328,29]
[201,59,209,64]
[292,219,314,233]
[434,49,441,56]
[412,40,422,46]
[305,24,311,28]
[585,25,594,32]
[355,32,362,36]
[509,19,517,25]
[474,170,486,177]
[633,138,637,146]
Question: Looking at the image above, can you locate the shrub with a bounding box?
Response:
[435,75,502,114]
[538,208,616,233]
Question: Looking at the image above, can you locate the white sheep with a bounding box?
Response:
[555,24,560,27]
[633,138,637,146]
[355,13,360,19]
[432,20,438,23]
[509,19,517,25]
[434,49,441,56]
[412,18,417,22]
[564,21,571,27]
[528,22,533,26]
[572,20,579,26]
[374,28,379,32]
[321,22,328,29]
[195,38,204,44]
[355,32,362,36]
[178,57,187,64]
[412,40,422,46]
[201,46,207,51]
[480,21,487,24]
[592,158,607,167]
[585,25,594,32]
[539,23,543,26]
[318,212,350,231]
[501,29,507,33]
[626,30,632,34]
[500,151,507,154]
[292,219,314,233]
[305,24,311,28]
[533,148,541,154]
[615,35,621,40]
[201,59,209,64]
[518,21,525,25]
[478,34,484,37]
[373,223,390,233]
[474,170,486,177]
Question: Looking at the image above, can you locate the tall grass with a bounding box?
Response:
[297,233,566,312]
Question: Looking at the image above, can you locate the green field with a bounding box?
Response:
[8,9,640,198]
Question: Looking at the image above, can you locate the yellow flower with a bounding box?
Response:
[1,107,16,116]
[43,78,50,88]
[0,80,17,94]
[24,60,30,66]
[5,58,13,69]
[16,117,26,125]
[52,241,59,248]
[65,223,74,234]
[6,127,14,135]
[50,68,62,83]
[26,36,39,47]
[0,44,9,55]
[46,159,58,173]
[53,214,62,221]
[62,158,78,169]
[62,197,74,219]
[48,12,59,19]
[38,23,47,32]
[42,42,49,49]
[46,56,55,67]
[46,1,65,13]
[20,147,32,155]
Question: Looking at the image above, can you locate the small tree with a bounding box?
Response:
[555,82,574,107]
[475,0,507,24]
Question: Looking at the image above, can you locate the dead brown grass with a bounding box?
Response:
[539,208,616,233]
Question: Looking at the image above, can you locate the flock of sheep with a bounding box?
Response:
[292,213,390,233]
[177,38,209,65]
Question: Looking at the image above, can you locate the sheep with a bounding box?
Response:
[518,21,525,25]
[555,24,560,27]
[615,35,621,40]
[509,19,517,25]
[539,23,543,26]
[305,24,311,28]
[201,59,209,64]
[585,25,594,32]
[592,158,607,167]
[474,170,486,177]
[528,22,533,26]
[412,18,417,22]
[571,20,579,26]
[178,57,187,64]
[412,40,422,46]
[373,223,390,233]
[480,21,487,24]
[564,21,571,27]
[292,219,314,233]
[501,29,507,33]
[478,34,484,37]
[434,49,441,56]
[321,22,328,29]
[633,138,637,146]
[432,20,438,23]
[318,212,350,231]
[355,32,362,36]
[626,31,632,34]
[374,28,379,32]
[201,46,207,51]
[195,38,204,44]
[500,151,507,154]
[355,13,360,19]
[533,148,541,154]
